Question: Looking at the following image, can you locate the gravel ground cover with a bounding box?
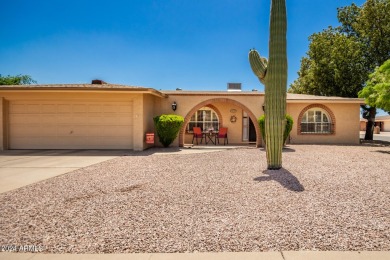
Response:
[0,144,389,253]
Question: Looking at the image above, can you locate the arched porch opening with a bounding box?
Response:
[179,98,262,147]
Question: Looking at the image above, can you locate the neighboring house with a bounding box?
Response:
[0,82,364,150]
[361,115,390,132]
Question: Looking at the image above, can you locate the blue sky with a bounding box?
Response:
[1,0,367,92]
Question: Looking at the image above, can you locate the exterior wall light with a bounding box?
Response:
[172,101,177,111]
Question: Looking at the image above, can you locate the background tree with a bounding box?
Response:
[289,0,390,140]
[289,28,368,97]
[359,59,390,113]
[0,74,37,85]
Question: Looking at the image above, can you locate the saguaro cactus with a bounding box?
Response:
[249,0,287,169]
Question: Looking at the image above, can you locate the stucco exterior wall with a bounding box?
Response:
[142,94,160,149]
[161,93,264,119]
[0,88,364,149]
[0,98,5,150]
[287,103,361,144]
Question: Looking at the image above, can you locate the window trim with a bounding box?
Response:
[186,106,220,133]
[297,104,336,135]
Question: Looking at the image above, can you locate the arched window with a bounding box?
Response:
[187,107,219,132]
[301,108,332,134]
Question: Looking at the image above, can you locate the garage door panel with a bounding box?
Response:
[41,104,58,113]
[88,126,103,136]
[10,114,38,124]
[58,104,72,113]
[73,104,88,112]
[100,137,132,146]
[27,104,42,113]
[40,114,58,124]
[109,126,132,136]
[10,103,42,114]
[57,115,73,124]
[70,126,91,136]
[88,116,104,125]
[59,136,89,146]
[101,105,117,113]
[9,114,58,126]
[72,114,90,124]
[11,137,43,149]
[88,105,102,113]
[99,126,132,136]
[12,125,41,137]
[9,101,134,149]
[100,116,119,125]
[41,126,58,136]
[112,116,133,125]
[29,126,45,137]
[38,137,59,147]
[13,136,66,149]
[118,105,133,113]
[9,104,28,114]
[57,128,71,136]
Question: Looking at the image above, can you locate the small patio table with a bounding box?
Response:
[203,131,218,145]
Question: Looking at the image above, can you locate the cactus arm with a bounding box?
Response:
[249,49,268,85]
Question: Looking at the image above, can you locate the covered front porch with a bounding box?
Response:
[158,91,264,148]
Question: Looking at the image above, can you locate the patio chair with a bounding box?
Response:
[215,127,228,145]
[192,127,204,145]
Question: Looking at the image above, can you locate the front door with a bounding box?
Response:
[243,112,257,143]
[249,118,257,142]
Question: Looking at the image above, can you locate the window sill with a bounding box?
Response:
[299,132,334,135]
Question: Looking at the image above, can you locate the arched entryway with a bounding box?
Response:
[179,98,262,147]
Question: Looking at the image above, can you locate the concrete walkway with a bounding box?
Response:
[1,251,390,260]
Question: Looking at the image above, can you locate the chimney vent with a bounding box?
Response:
[91,79,107,84]
[227,83,241,92]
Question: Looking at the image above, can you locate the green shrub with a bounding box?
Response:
[284,115,294,144]
[258,114,294,145]
[258,115,266,143]
[153,114,184,147]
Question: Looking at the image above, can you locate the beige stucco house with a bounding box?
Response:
[0,82,364,151]
[360,115,390,132]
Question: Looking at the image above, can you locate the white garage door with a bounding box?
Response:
[9,101,133,149]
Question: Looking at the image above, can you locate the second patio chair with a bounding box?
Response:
[192,127,204,145]
[215,127,228,145]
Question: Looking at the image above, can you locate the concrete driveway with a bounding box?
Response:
[0,150,131,194]
[360,131,390,142]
